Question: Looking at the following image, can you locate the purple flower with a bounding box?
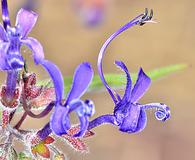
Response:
[50,62,95,137]
[0,1,64,112]
[0,5,43,70]
[88,9,171,133]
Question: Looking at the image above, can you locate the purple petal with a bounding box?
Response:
[119,104,141,133]
[73,116,88,137]
[63,99,94,136]
[97,13,143,104]
[6,52,24,69]
[22,37,44,64]
[62,115,71,132]
[0,42,9,70]
[68,100,84,113]
[15,8,38,38]
[1,0,11,29]
[40,60,64,103]
[84,99,95,117]
[115,61,132,102]
[50,104,68,135]
[0,24,8,41]
[131,68,151,103]
[88,114,117,130]
[63,100,84,133]
[65,62,93,104]
[134,110,147,133]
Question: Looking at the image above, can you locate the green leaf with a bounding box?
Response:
[88,63,187,92]
[37,63,187,94]
[144,63,188,81]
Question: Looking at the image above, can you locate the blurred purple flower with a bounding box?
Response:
[50,62,95,137]
[73,0,106,27]
[88,9,171,133]
[22,0,38,12]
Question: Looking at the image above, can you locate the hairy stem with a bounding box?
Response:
[2,110,9,128]
[9,109,16,122]
[14,112,28,129]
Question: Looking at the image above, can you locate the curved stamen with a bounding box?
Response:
[98,9,153,104]
[1,0,11,29]
[139,103,171,121]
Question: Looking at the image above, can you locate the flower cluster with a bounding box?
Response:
[0,0,170,159]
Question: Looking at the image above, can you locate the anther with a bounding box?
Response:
[139,8,154,26]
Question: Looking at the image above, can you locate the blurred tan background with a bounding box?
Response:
[1,0,195,159]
